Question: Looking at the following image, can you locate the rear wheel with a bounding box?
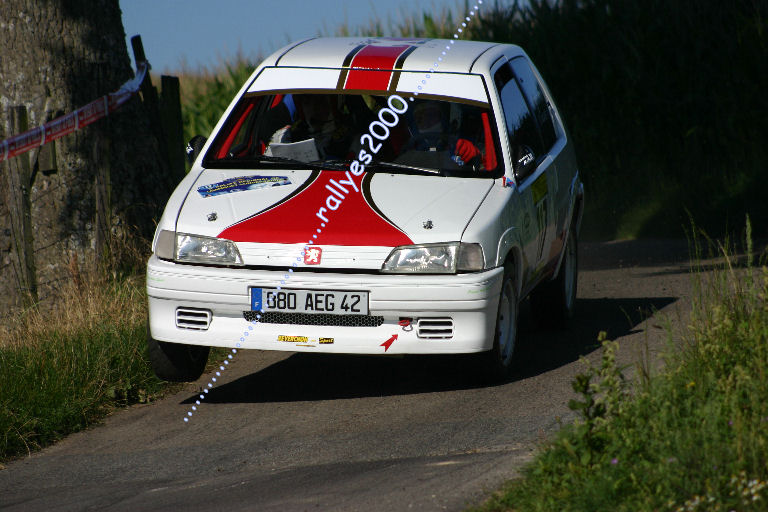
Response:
[147,323,209,382]
[531,227,578,328]
[479,263,519,382]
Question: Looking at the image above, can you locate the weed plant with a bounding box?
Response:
[475,220,768,511]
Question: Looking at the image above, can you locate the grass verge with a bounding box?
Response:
[473,221,768,511]
[0,274,163,462]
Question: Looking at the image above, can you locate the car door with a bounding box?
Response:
[509,56,570,272]
[493,62,553,289]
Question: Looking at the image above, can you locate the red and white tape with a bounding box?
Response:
[0,61,149,162]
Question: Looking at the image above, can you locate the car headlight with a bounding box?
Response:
[381,242,484,273]
[175,233,243,265]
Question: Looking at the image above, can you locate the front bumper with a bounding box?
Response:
[146,255,503,355]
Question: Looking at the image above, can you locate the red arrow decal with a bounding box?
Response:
[380,334,398,352]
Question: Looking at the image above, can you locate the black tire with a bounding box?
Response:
[530,227,578,329]
[147,323,210,382]
[478,262,519,382]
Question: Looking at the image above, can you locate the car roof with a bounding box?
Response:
[261,37,521,74]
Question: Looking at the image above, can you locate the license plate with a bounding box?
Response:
[250,288,369,315]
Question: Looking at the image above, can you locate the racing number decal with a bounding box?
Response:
[531,173,548,262]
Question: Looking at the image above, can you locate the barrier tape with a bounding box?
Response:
[0,61,149,163]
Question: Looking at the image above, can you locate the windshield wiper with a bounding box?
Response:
[214,154,442,176]
[229,154,311,166]
[217,154,340,170]
[365,161,443,176]
[307,159,353,171]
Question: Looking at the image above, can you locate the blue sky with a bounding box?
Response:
[120,0,464,72]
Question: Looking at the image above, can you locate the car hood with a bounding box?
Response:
[175,168,493,269]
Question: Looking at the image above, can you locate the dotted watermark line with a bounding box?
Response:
[184,0,484,424]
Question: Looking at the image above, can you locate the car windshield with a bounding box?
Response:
[203,91,503,177]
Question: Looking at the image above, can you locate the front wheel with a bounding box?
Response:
[478,263,519,382]
[147,323,210,382]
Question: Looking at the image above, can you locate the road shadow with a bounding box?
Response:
[512,296,676,380]
[182,295,676,404]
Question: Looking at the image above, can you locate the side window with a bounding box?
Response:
[494,63,543,162]
[206,96,262,160]
[509,57,557,151]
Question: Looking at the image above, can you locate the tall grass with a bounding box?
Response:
[474,220,768,511]
[0,272,162,462]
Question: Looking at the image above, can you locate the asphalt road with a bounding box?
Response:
[0,240,695,512]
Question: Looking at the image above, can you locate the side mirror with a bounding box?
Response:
[185,135,207,166]
[513,145,536,181]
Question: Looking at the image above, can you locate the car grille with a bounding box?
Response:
[243,311,385,327]
[176,308,212,330]
[417,318,454,339]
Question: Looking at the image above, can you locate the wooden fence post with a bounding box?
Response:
[160,75,185,179]
[130,35,171,174]
[2,106,38,306]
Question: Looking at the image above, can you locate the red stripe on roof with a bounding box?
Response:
[344,70,393,91]
[344,44,411,91]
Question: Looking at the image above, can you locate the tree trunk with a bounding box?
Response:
[0,0,174,310]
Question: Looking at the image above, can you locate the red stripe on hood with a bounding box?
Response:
[344,45,411,91]
[217,171,413,247]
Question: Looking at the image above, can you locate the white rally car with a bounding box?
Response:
[146,37,584,382]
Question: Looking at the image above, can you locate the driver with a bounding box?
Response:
[268,94,352,159]
[411,101,483,167]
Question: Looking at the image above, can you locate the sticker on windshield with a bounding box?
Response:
[197,175,291,198]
